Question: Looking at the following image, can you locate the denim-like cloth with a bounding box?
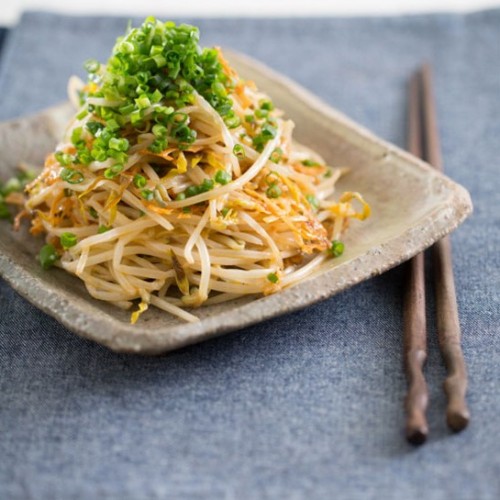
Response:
[1,11,499,500]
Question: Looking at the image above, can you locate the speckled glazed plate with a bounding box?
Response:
[0,51,472,354]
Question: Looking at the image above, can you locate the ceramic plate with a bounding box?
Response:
[0,51,472,354]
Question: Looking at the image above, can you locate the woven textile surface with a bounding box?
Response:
[0,11,499,499]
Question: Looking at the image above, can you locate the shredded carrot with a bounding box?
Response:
[235,82,252,109]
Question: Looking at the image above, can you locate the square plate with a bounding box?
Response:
[0,51,472,354]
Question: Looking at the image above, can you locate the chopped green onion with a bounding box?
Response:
[329,240,345,258]
[270,147,283,164]
[232,144,245,158]
[76,108,88,120]
[255,109,269,119]
[106,119,120,131]
[104,164,124,179]
[130,110,143,126]
[306,194,320,211]
[261,123,277,138]
[84,59,100,73]
[86,121,104,136]
[150,89,163,103]
[141,189,154,201]
[170,112,188,125]
[267,272,279,284]
[108,138,129,152]
[60,232,77,249]
[252,123,277,152]
[224,115,241,129]
[119,103,135,115]
[175,192,186,201]
[221,207,230,217]
[88,206,98,218]
[266,184,282,199]
[149,138,168,153]
[302,159,320,167]
[66,19,247,185]
[60,168,84,184]
[211,81,226,97]
[39,244,59,270]
[265,171,280,187]
[260,100,274,111]
[108,150,127,163]
[199,178,214,193]
[133,174,147,189]
[119,41,135,54]
[152,124,167,137]
[214,170,231,185]
[55,152,73,167]
[185,185,199,197]
[135,95,151,109]
[98,225,111,234]
[71,127,84,145]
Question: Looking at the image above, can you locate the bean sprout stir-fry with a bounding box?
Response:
[5,18,370,323]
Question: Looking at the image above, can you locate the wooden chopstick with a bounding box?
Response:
[420,64,470,432]
[403,72,429,445]
[403,65,470,441]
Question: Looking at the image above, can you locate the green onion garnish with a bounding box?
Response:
[152,124,168,137]
[148,138,168,153]
[266,184,282,199]
[267,272,279,284]
[104,164,123,179]
[215,170,231,185]
[199,179,214,193]
[66,19,243,173]
[55,152,73,167]
[60,168,84,184]
[302,159,320,167]
[60,232,77,249]
[39,244,59,270]
[133,174,147,189]
[225,115,241,129]
[86,121,104,136]
[329,240,345,258]
[232,144,245,158]
[255,109,269,119]
[306,194,319,211]
[185,185,200,198]
[84,59,101,73]
[141,189,154,201]
[252,123,277,152]
[170,112,189,125]
[259,100,274,111]
[270,147,283,164]
[98,225,111,234]
[71,127,84,145]
[108,138,129,152]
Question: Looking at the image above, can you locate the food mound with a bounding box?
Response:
[14,18,369,323]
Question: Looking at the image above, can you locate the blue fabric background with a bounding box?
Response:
[1,10,499,500]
